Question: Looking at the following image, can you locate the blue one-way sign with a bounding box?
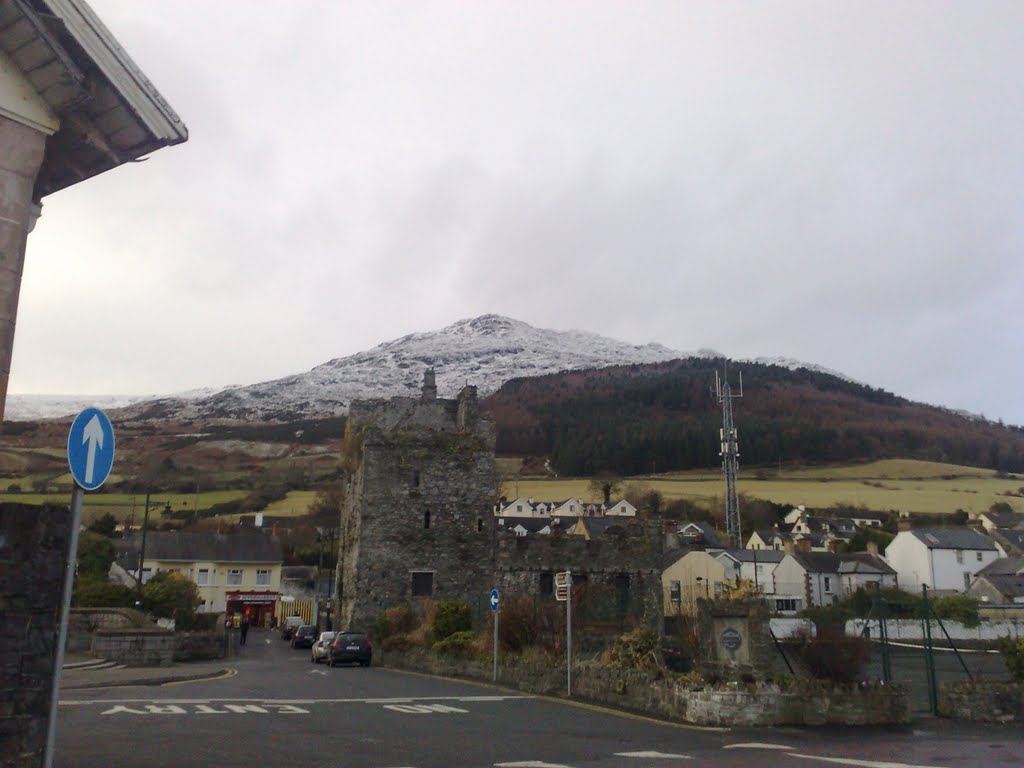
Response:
[490,589,500,612]
[67,408,115,490]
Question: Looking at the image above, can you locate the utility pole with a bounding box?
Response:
[136,492,151,605]
[714,368,743,547]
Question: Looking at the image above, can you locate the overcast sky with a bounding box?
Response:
[9,1,1024,425]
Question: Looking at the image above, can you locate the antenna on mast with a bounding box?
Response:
[713,367,743,546]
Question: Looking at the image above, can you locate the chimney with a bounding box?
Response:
[897,518,912,532]
[783,540,795,556]
[866,541,879,555]
[421,368,437,401]
[796,538,812,553]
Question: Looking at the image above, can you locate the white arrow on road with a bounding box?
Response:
[82,415,105,485]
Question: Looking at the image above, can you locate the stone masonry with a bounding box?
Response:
[338,371,666,636]
[0,503,70,767]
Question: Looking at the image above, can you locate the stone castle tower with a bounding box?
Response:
[337,370,497,630]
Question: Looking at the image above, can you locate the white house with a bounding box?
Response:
[773,552,843,608]
[715,549,784,593]
[604,500,638,517]
[884,528,1001,592]
[838,552,899,595]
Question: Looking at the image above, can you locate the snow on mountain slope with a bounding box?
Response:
[5,315,849,422]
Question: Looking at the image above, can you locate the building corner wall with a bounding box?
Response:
[0,116,47,423]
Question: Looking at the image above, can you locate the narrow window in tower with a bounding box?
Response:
[477,517,483,532]
[424,509,431,529]
[412,470,420,487]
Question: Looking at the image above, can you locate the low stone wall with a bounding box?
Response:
[379,648,911,726]
[68,608,148,652]
[174,631,230,662]
[939,680,1024,723]
[91,629,174,667]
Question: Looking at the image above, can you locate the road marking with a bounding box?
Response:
[615,752,692,759]
[789,754,950,768]
[725,743,795,750]
[383,703,469,714]
[101,702,309,716]
[310,669,327,676]
[495,763,575,768]
[64,695,531,707]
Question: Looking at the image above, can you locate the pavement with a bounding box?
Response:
[60,651,233,690]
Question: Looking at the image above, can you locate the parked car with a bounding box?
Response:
[280,616,304,641]
[310,631,336,663]
[291,624,317,649]
[327,631,372,667]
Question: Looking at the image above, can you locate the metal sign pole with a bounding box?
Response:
[493,607,499,682]
[44,484,85,768]
[566,569,572,697]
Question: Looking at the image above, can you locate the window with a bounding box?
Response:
[516,505,523,513]
[823,576,832,593]
[227,569,243,586]
[976,552,983,562]
[477,517,483,532]
[424,509,431,529]
[539,572,553,596]
[670,580,681,603]
[956,550,964,564]
[196,568,209,586]
[411,571,433,597]
[256,569,271,586]
[775,598,798,612]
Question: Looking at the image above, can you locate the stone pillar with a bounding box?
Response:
[696,597,774,681]
[0,503,72,767]
[0,116,47,424]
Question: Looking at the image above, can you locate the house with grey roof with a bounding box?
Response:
[969,556,1024,605]
[884,527,1002,593]
[773,551,844,608]
[838,552,898,595]
[715,549,784,593]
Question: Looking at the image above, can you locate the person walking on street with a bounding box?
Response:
[239,615,250,646]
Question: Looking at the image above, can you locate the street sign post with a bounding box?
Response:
[554,570,572,696]
[46,409,116,768]
[490,589,500,681]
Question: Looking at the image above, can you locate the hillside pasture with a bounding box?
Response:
[503,460,1023,516]
[0,490,249,526]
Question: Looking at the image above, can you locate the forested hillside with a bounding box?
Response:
[482,359,1024,476]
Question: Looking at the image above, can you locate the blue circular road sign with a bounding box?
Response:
[490,589,500,612]
[67,408,115,490]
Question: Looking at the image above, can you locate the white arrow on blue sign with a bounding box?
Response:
[67,408,115,490]
[490,589,500,612]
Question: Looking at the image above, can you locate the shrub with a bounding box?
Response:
[374,606,415,641]
[498,594,540,652]
[928,595,980,628]
[432,600,471,641]
[142,572,201,629]
[792,627,868,685]
[432,630,478,657]
[800,604,853,631]
[73,577,136,608]
[604,627,659,671]
[76,531,116,579]
[381,633,417,652]
[997,636,1024,682]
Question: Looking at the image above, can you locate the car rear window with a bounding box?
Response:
[336,633,367,642]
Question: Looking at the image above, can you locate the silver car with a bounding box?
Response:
[310,631,336,663]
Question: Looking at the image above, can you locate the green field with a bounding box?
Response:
[503,460,1023,516]
[0,490,249,525]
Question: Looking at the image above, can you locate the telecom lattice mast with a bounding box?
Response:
[715,369,743,546]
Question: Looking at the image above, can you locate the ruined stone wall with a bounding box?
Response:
[0,503,70,767]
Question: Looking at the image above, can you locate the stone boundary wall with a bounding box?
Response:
[379,648,911,726]
[939,680,1024,723]
[174,631,230,662]
[68,608,149,652]
[91,629,174,667]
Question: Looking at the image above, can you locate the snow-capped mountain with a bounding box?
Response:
[5,315,848,423]
[117,315,706,421]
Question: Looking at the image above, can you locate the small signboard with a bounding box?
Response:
[555,571,571,602]
[721,628,743,652]
[67,408,115,490]
[490,589,500,612]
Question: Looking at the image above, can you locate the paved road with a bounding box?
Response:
[56,629,1023,768]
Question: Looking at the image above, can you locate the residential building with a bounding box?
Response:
[773,552,842,608]
[969,556,1024,605]
[838,551,899,596]
[715,549,784,594]
[662,550,728,617]
[677,521,722,549]
[884,527,1001,592]
[119,531,283,624]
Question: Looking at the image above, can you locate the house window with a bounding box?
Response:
[227,569,243,586]
[823,576,832,593]
[956,551,964,564]
[412,470,420,487]
[256,569,271,586]
[670,580,681,603]
[775,598,798,612]
[517,505,523,513]
[539,572,554,596]
[477,517,483,532]
[976,552,983,562]
[196,568,209,586]
[424,509,431,529]
[411,571,433,597]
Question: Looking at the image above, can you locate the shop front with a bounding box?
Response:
[225,591,279,628]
